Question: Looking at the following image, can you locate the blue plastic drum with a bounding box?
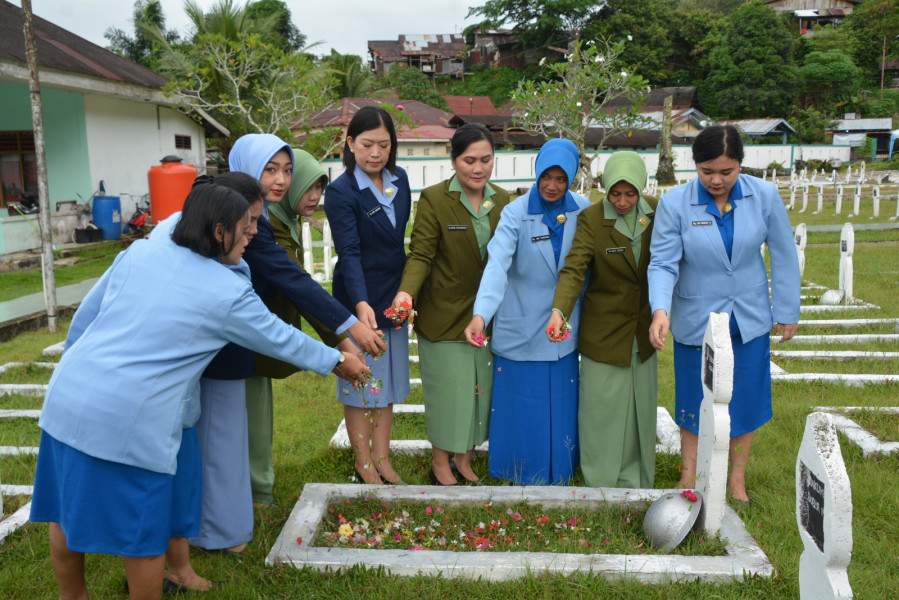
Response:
[92,195,122,240]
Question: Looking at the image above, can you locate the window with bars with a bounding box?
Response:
[175,134,192,150]
[0,131,37,209]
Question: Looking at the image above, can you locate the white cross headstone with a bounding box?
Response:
[789,184,797,210]
[772,169,777,184]
[844,167,852,185]
[795,223,807,278]
[839,223,854,304]
[858,162,866,183]
[800,185,809,213]
[892,185,899,221]
[695,312,733,535]
[834,186,843,215]
[762,169,768,181]
[814,185,824,214]
[797,411,853,600]
[322,219,334,281]
[872,186,880,219]
[850,185,860,218]
[301,220,315,275]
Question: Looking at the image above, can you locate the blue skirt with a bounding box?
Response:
[673,333,772,437]
[488,352,579,485]
[30,428,202,557]
[337,325,410,408]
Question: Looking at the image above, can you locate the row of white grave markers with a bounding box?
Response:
[696,312,855,598]
[789,184,893,218]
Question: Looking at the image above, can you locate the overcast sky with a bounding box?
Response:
[16,0,481,59]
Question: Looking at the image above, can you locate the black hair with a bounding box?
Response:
[692,125,744,164]
[343,105,398,174]
[450,123,494,160]
[214,171,265,206]
[172,179,249,258]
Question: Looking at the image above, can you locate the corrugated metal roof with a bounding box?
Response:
[833,118,892,132]
[720,118,796,135]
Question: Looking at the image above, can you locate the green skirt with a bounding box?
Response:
[418,336,493,453]
[579,339,657,488]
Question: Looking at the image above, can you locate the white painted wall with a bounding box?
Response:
[83,95,206,217]
[321,144,853,195]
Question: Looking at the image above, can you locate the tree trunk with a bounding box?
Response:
[656,95,676,186]
[21,0,57,332]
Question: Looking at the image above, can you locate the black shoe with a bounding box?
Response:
[428,468,458,486]
[354,468,384,484]
[449,457,483,486]
[377,470,408,485]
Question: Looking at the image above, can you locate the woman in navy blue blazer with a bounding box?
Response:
[648,125,800,505]
[324,106,411,485]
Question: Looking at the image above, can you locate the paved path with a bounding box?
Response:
[0,278,97,326]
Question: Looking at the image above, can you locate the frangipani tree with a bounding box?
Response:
[512,38,650,189]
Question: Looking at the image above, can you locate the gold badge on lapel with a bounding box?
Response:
[556,214,567,224]
[385,187,395,197]
[483,200,493,210]
[723,202,732,213]
[639,216,648,227]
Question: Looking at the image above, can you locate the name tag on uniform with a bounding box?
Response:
[531,235,550,242]
[692,220,713,226]
[606,247,626,254]
[448,225,468,231]
[367,205,383,218]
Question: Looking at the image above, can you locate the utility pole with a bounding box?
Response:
[21,0,57,332]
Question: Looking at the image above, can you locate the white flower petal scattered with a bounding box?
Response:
[621,71,627,77]
[627,35,633,41]
[539,57,547,66]
[576,102,582,107]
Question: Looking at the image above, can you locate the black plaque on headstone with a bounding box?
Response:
[703,343,714,391]
[800,461,825,552]
[841,240,847,252]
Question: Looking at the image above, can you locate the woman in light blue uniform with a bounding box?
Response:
[648,125,800,504]
[30,180,368,600]
[465,138,590,485]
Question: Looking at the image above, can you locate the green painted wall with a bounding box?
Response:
[0,82,92,207]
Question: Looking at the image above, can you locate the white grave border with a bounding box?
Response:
[328,404,682,456]
[266,483,773,583]
[811,406,899,456]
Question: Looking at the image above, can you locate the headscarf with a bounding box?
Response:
[528,138,580,264]
[268,149,328,246]
[228,133,295,182]
[601,151,647,232]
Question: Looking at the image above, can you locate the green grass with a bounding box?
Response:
[0,241,127,303]
[1,213,898,599]
[838,409,899,441]
[0,364,55,385]
[0,418,41,447]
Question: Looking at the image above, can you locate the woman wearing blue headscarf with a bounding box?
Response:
[548,151,658,489]
[464,138,590,485]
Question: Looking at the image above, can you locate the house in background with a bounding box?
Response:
[830,115,893,159]
[444,95,498,116]
[0,0,224,254]
[368,34,467,79]
[297,98,457,160]
[720,119,797,144]
[764,0,857,34]
[465,29,526,70]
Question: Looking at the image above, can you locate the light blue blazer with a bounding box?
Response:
[39,239,340,475]
[647,175,800,347]
[473,192,591,361]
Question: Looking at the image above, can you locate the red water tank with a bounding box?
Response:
[147,155,198,223]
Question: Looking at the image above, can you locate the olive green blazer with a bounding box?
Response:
[255,216,346,379]
[399,179,510,341]
[552,197,658,367]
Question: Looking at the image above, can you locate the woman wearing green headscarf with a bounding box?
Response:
[255,148,354,381]
[547,151,658,489]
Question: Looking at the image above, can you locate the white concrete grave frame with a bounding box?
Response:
[0,362,55,399]
[267,483,773,583]
[694,312,732,535]
[796,412,853,600]
[813,406,899,457]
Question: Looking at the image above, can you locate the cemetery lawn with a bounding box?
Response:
[0,220,898,599]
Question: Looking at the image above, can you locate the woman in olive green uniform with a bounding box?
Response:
[392,124,510,486]
[547,151,658,488]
